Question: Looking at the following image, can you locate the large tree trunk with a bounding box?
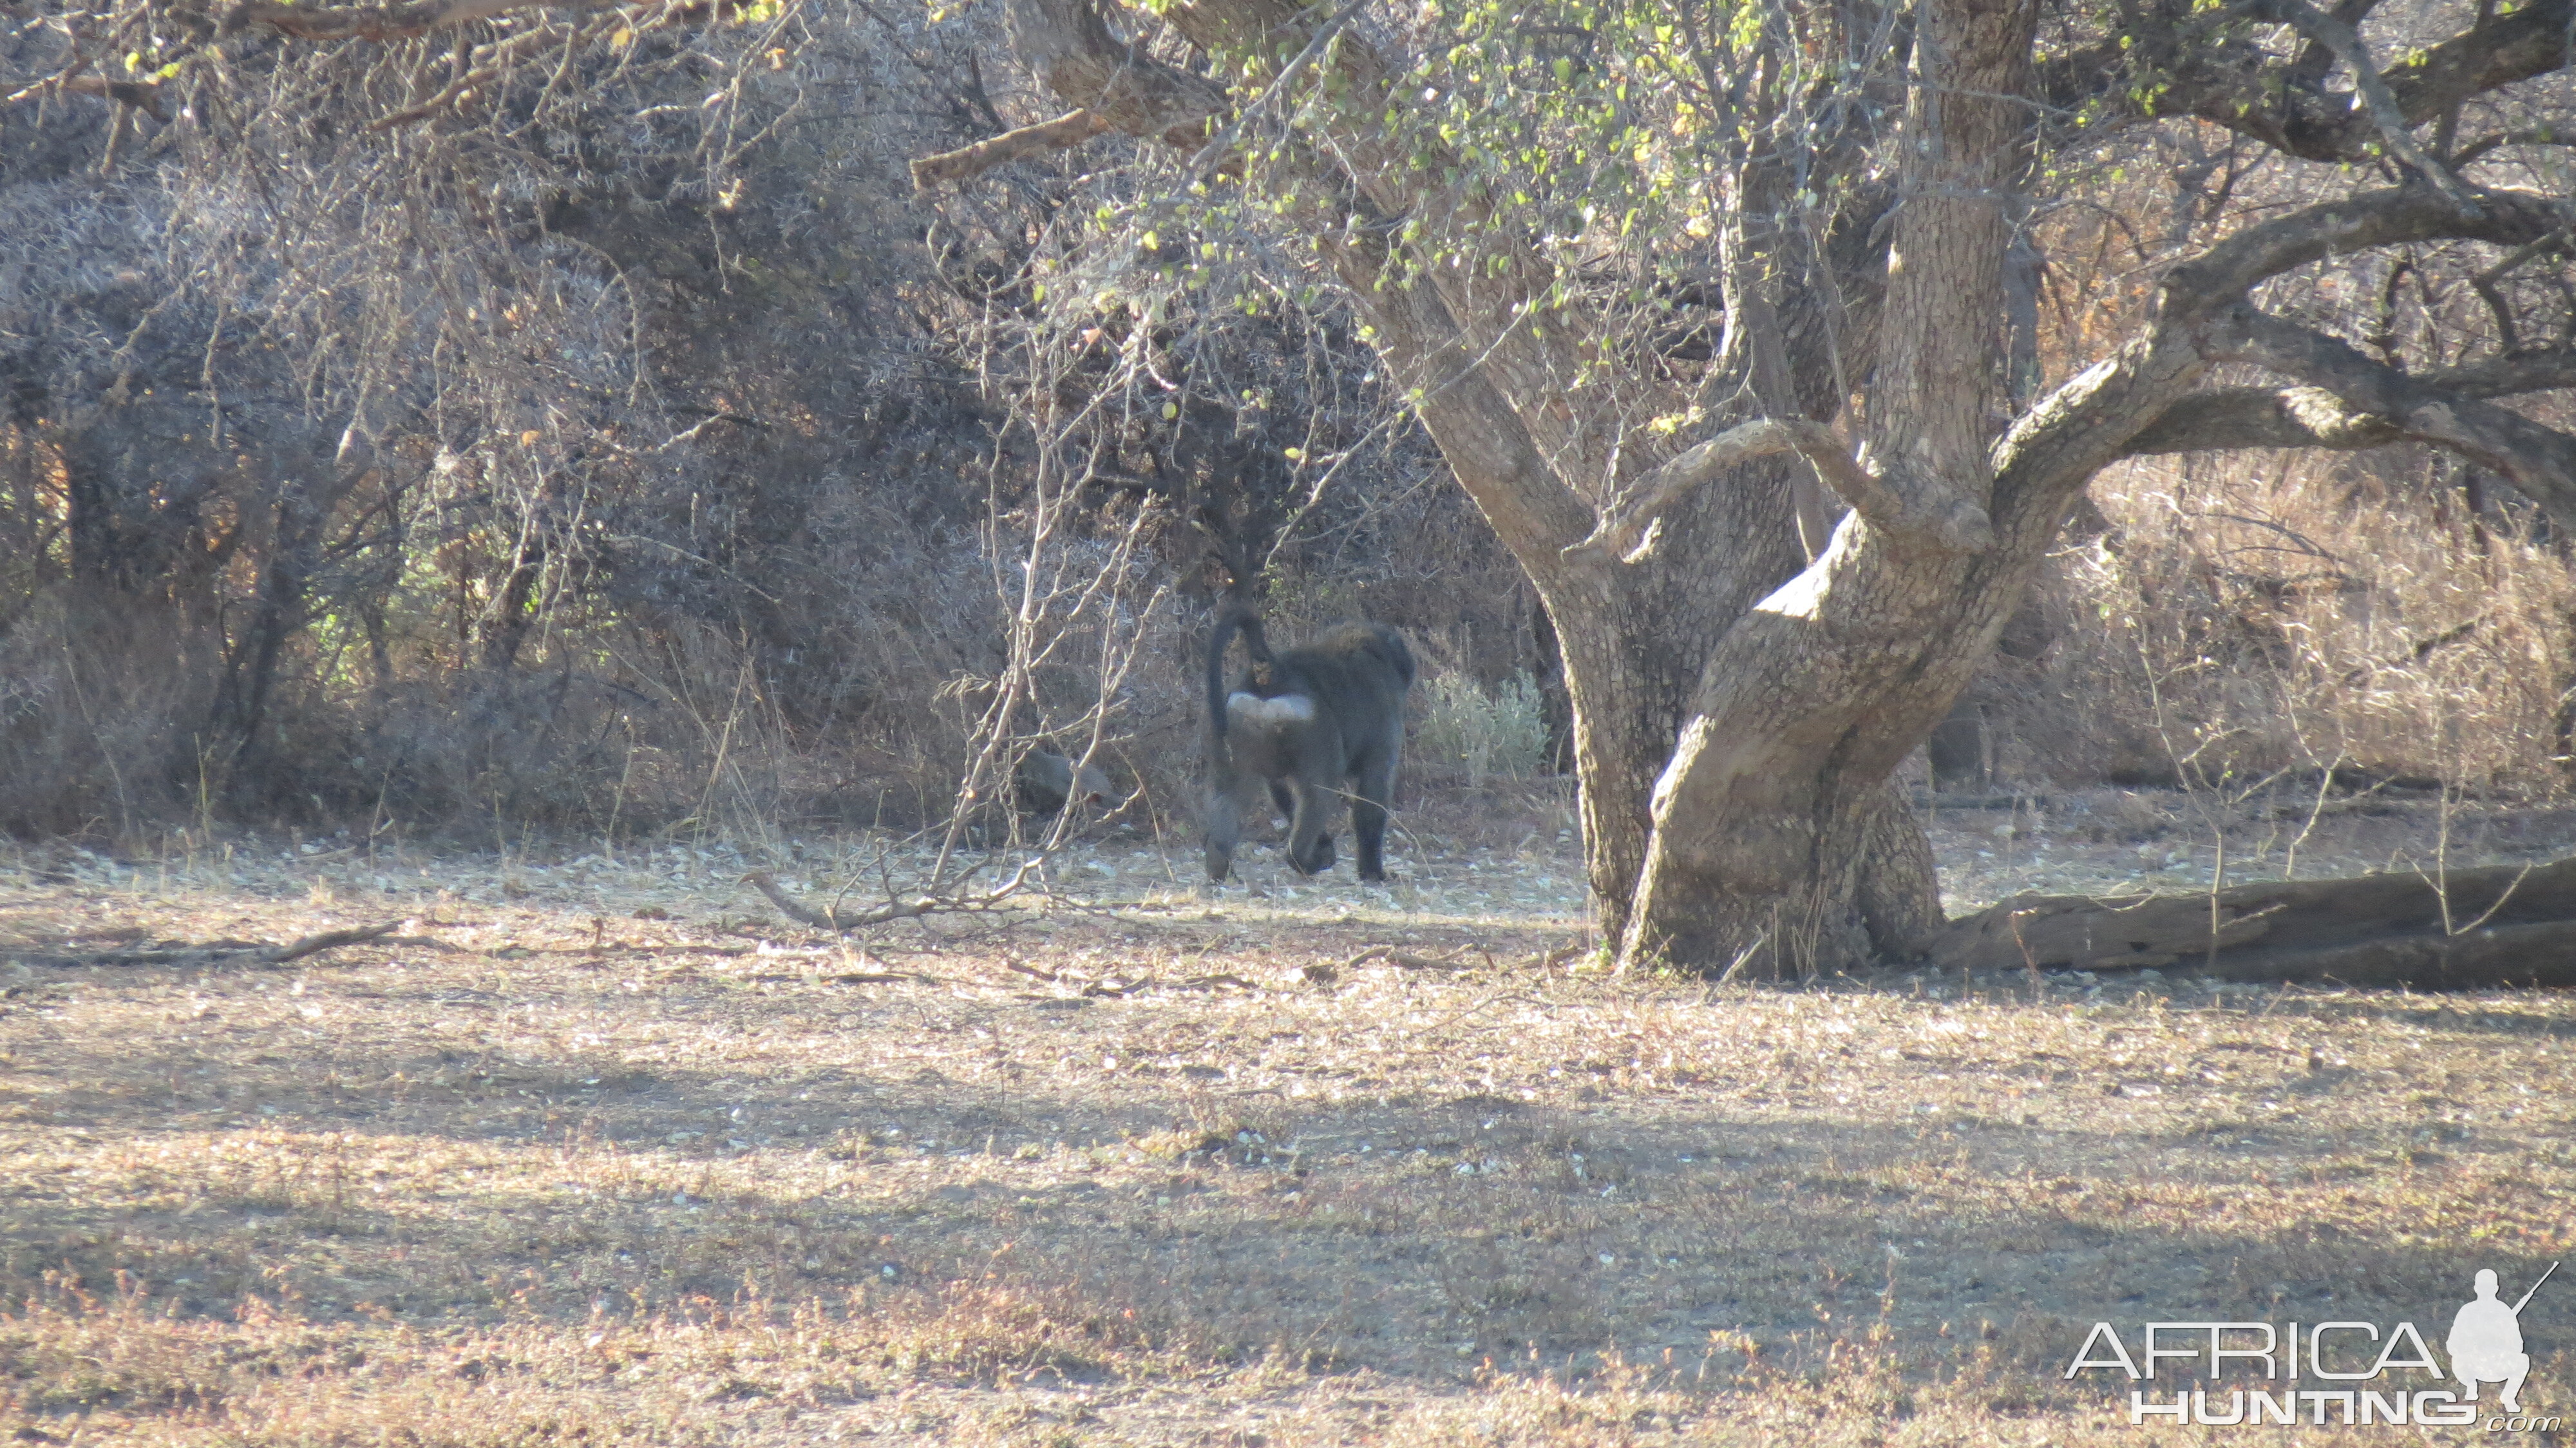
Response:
[1614,0,2040,972]
[1536,464,1808,948]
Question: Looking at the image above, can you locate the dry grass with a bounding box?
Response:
[3,815,2573,1444]
[1994,446,2576,801]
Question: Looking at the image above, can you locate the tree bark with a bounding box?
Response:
[1614,0,2038,972]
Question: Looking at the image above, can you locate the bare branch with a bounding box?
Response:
[264,919,412,964]
[1930,856,2576,986]
[2043,0,2571,168]
[912,108,1112,187]
[2455,129,2576,167]
[2,919,424,969]
[2242,0,2482,214]
[2161,186,2560,320]
[1561,417,1989,566]
[368,22,580,129]
[220,0,614,40]
[2426,349,2576,399]
[1176,0,1368,186]
[2469,230,2570,356]
[2124,348,2576,455]
[4,74,167,120]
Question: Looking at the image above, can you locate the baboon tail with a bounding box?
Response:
[1206,604,1255,765]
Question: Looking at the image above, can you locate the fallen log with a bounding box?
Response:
[1927,857,2576,987]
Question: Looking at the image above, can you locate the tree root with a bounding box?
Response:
[1929,857,2576,987]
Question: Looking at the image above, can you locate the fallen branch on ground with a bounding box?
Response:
[1341,944,1481,973]
[744,866,1035,931]
[6,919,421,969]
[1929,857,2576,986]
[1533,943,1587,971]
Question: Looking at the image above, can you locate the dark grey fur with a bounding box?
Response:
[1203,604,1415,882]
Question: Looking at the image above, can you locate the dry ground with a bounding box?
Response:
[3,792,2573,1444]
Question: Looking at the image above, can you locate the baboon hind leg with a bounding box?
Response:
[1202,772,1269,882]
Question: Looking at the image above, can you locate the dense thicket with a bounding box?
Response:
[0,0,1537,839]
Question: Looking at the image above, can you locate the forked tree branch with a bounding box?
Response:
[368,21,580,128]
[1561,417,1990,566]
[2215,309,2576,526]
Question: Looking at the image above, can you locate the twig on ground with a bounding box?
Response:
[264,920,410,964]
[1341,944,1474,973]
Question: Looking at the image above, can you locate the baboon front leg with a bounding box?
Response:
[1202,772,1267,881]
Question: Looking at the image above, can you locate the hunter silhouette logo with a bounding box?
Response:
[2065,1262,2561,1429]
[2452,1263,2553,1413]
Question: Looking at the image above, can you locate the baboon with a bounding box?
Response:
[1014,750,1115,815]
[1203,604,1415,882]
